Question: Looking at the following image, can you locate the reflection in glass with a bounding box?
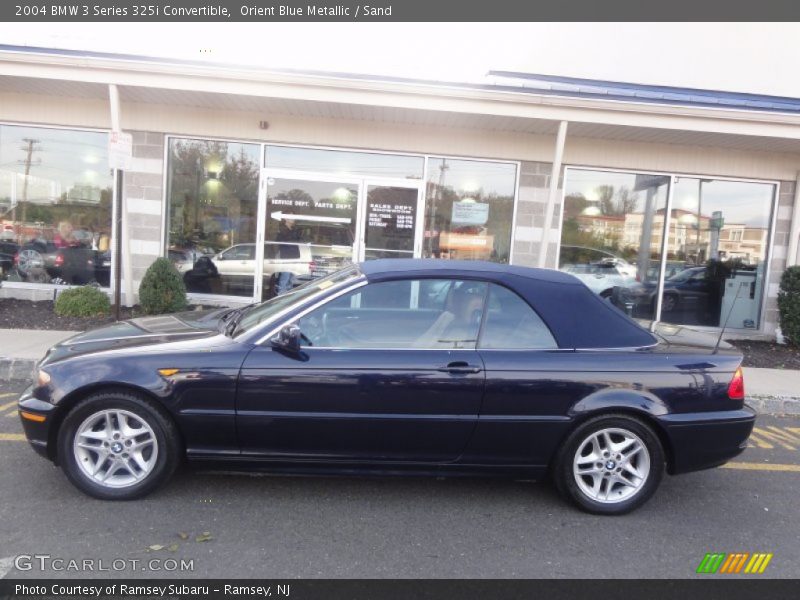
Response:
[265,146,424,179]
[0,125,112,285]
[660,178,774,328]
[423,158,516,263]
[265,177,357,293]
[559,169,670,320]
[165,138,260,297]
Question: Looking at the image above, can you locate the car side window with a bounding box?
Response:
[478,284,558,349]
[297,279,487,349]
[220,246,253,260]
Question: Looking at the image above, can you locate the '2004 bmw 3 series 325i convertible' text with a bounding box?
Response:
[18,260,754,514]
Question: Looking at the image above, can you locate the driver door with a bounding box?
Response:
[236,278,487,462]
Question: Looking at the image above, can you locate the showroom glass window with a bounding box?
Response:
[423,158,517,263]
[559,169,671,320]
[165,138,260,297]
[662,178,775,329]
[265,146,424,180]
[0,125,112,286]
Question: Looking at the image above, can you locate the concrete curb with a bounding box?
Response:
[2,355,799,416]
[0,357,36,384]
[748,395,800,416]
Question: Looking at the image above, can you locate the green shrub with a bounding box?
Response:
[54,286,111,317]
[139,257,187,315]
[778,265,800,346]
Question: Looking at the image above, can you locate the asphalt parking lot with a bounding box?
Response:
[0,380,798,579]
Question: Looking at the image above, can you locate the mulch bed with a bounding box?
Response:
[0,298,139,331]
[726,339,800,370]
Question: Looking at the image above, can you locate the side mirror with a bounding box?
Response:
[271,324,302,355]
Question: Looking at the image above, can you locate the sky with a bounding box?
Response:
[1,23,800,98]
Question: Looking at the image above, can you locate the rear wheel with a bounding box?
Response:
[553,415,664,515]
[661,293,678,312]
[57,391,180,500]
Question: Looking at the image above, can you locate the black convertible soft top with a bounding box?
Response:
[359,259,658,350]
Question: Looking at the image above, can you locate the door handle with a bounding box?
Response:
[437,361,482,374]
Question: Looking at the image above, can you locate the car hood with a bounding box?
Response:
[39,308,230,366]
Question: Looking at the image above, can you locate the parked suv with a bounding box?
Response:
[210,243,313,295]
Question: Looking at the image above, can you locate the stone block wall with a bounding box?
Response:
[123,131,165,304]
[511,161,562,269]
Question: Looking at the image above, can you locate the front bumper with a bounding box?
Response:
[17,384,58,460]
[658,405,756,474]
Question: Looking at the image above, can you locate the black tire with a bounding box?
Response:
[553,414,664,515]
[57,390,181,500]
[661,293,678,313]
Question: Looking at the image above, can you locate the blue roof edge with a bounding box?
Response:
[488,71,800,115]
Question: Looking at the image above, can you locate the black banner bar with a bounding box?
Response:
[3,0,800,22]
[2,579,800,600]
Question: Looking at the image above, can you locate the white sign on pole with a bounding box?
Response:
[108,131,133,170]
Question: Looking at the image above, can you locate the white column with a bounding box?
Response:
[108,84,134,306]
[787,170,800,267]
[538,120,568,268]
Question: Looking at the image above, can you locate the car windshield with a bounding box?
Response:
[233,265,363,337]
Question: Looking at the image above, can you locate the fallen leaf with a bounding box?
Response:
[147,544,164,552]
[178,532,189,540]
[195,532,213,543]
[168,544,180,552]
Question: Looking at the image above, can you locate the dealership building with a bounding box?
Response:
[1,45,799,338]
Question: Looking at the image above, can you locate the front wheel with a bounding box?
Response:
[57,391,180,500]
[553,415,664,515]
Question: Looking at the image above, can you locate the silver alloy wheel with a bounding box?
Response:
[572,427,651,504]
[17,249,43,274]
[73,409,158,488]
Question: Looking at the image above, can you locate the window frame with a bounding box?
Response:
[286,276,490,351]
[162,135,522,306]
[556,165,780,333]
[0,121,116,294]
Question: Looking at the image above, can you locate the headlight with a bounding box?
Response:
[37,369,51,387]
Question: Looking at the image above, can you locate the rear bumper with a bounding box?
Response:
[18,385,57,460]
[658,406,756,475]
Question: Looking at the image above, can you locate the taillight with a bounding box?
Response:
[728,366,745,400]
[309,261,317,272]
[54,254,64,267]
[13,252,19,265]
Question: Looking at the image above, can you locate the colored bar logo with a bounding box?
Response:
[696,553,773,574]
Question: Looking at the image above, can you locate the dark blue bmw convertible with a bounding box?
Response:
[18,260,754,514]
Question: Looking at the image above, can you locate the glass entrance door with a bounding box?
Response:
[259,171,360,298]
[360,182,423,261]
[257,170,423,298]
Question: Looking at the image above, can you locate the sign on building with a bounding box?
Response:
[108,131,133,170]
[451,200,489,225]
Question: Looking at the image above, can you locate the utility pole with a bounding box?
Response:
[15,138,41,226]
[430,159,449,256]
